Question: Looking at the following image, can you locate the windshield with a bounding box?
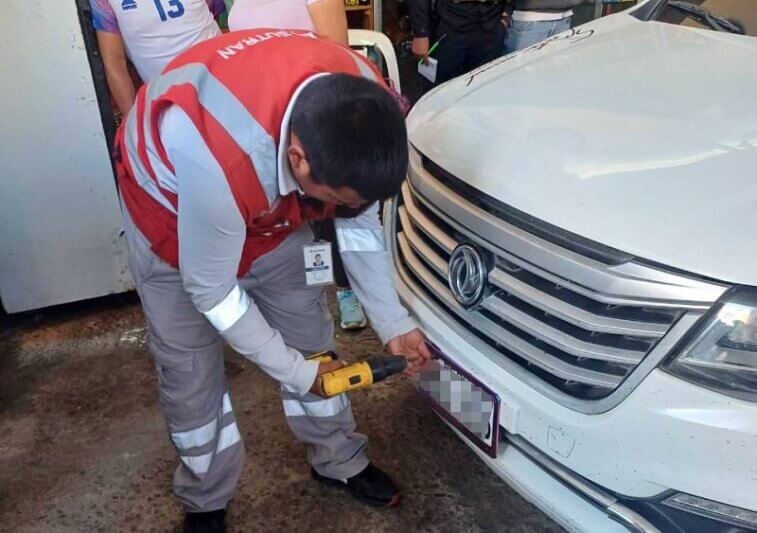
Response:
[653,0,756,36]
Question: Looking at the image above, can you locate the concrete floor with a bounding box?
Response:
[0,292,561,532]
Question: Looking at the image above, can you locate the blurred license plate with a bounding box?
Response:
[414,348,500,457]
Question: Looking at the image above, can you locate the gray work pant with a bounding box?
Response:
[123,212,369,512]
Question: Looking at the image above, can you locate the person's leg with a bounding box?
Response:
[319,219,367,330]
[123,210,244,514]
[466,24,506,72]
[241,224,369,480]
[434,32,469,85]
[504,17,571,54]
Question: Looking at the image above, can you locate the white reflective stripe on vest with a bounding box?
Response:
[216,421,241,454]
[142,63,279,207]
[282,395,349,418]
[181,451,214,475]
[124,110,178,214]
[336,227,385,253]
[203,284,251,332]
[171,417,218,451]
[144,131,179,195]
[347,49,378,81]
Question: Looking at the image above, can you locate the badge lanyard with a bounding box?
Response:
[303,207,334,286]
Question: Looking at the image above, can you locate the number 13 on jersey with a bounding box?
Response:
[153,0,184,21]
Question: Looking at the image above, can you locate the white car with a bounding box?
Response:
[387,0,757,531]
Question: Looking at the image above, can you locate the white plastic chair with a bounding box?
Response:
[348,29,401,92]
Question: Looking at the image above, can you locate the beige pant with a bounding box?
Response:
[123,212,368,512]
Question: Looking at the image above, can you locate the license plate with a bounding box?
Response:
[414,345,500,457]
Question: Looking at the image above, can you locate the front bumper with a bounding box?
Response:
[388,210,757,530]
[452,427,654,532]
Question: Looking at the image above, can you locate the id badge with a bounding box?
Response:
[303,241,334,286]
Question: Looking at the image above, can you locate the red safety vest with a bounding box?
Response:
[114,29,384,276]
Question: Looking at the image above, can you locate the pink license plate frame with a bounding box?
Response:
[415,343,501,458]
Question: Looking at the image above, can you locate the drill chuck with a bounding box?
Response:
[367,355,408,382]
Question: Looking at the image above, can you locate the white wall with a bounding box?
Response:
[0,0,132,312]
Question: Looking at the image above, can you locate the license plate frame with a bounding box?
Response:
[415,343,501,458]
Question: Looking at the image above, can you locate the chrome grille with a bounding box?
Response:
[393,152,728,401]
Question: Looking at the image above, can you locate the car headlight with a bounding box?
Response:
[663,288,757,401]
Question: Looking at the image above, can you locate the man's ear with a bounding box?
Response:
[287,135,310,182]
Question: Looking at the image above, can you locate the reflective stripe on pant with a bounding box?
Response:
[123,212,367,511]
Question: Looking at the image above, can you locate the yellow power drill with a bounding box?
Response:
[307,351,407,397]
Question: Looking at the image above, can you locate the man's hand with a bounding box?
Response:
[309,359,347,397]
[387,328,432,375]
[412,37,430,64]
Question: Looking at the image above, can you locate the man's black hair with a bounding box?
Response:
[290,73,408,203]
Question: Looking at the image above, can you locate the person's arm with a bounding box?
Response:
[206,0,226,17]
[407,0,432,61]
[308,0,348,45]
[89,0,136,114]
[161,106,323,394]
[335,203,431,373]
[96,31,137,115]
[206,0,227,22]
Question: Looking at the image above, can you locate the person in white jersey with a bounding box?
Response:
[89,0,225,114]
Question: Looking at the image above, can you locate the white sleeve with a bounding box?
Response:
[161,106,318,394]
[335,202,417,343]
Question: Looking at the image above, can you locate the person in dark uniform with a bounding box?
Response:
[408,0,505,85]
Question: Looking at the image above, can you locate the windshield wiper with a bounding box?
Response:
[668,1,745,34]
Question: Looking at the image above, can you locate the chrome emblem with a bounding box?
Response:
[448,244,487,307]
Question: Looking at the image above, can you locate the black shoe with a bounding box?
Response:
[183,509,227,533]
[311,463,402,508]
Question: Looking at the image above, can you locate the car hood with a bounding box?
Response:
[408,13,757,286]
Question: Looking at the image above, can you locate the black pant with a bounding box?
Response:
[434,27,505,85]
